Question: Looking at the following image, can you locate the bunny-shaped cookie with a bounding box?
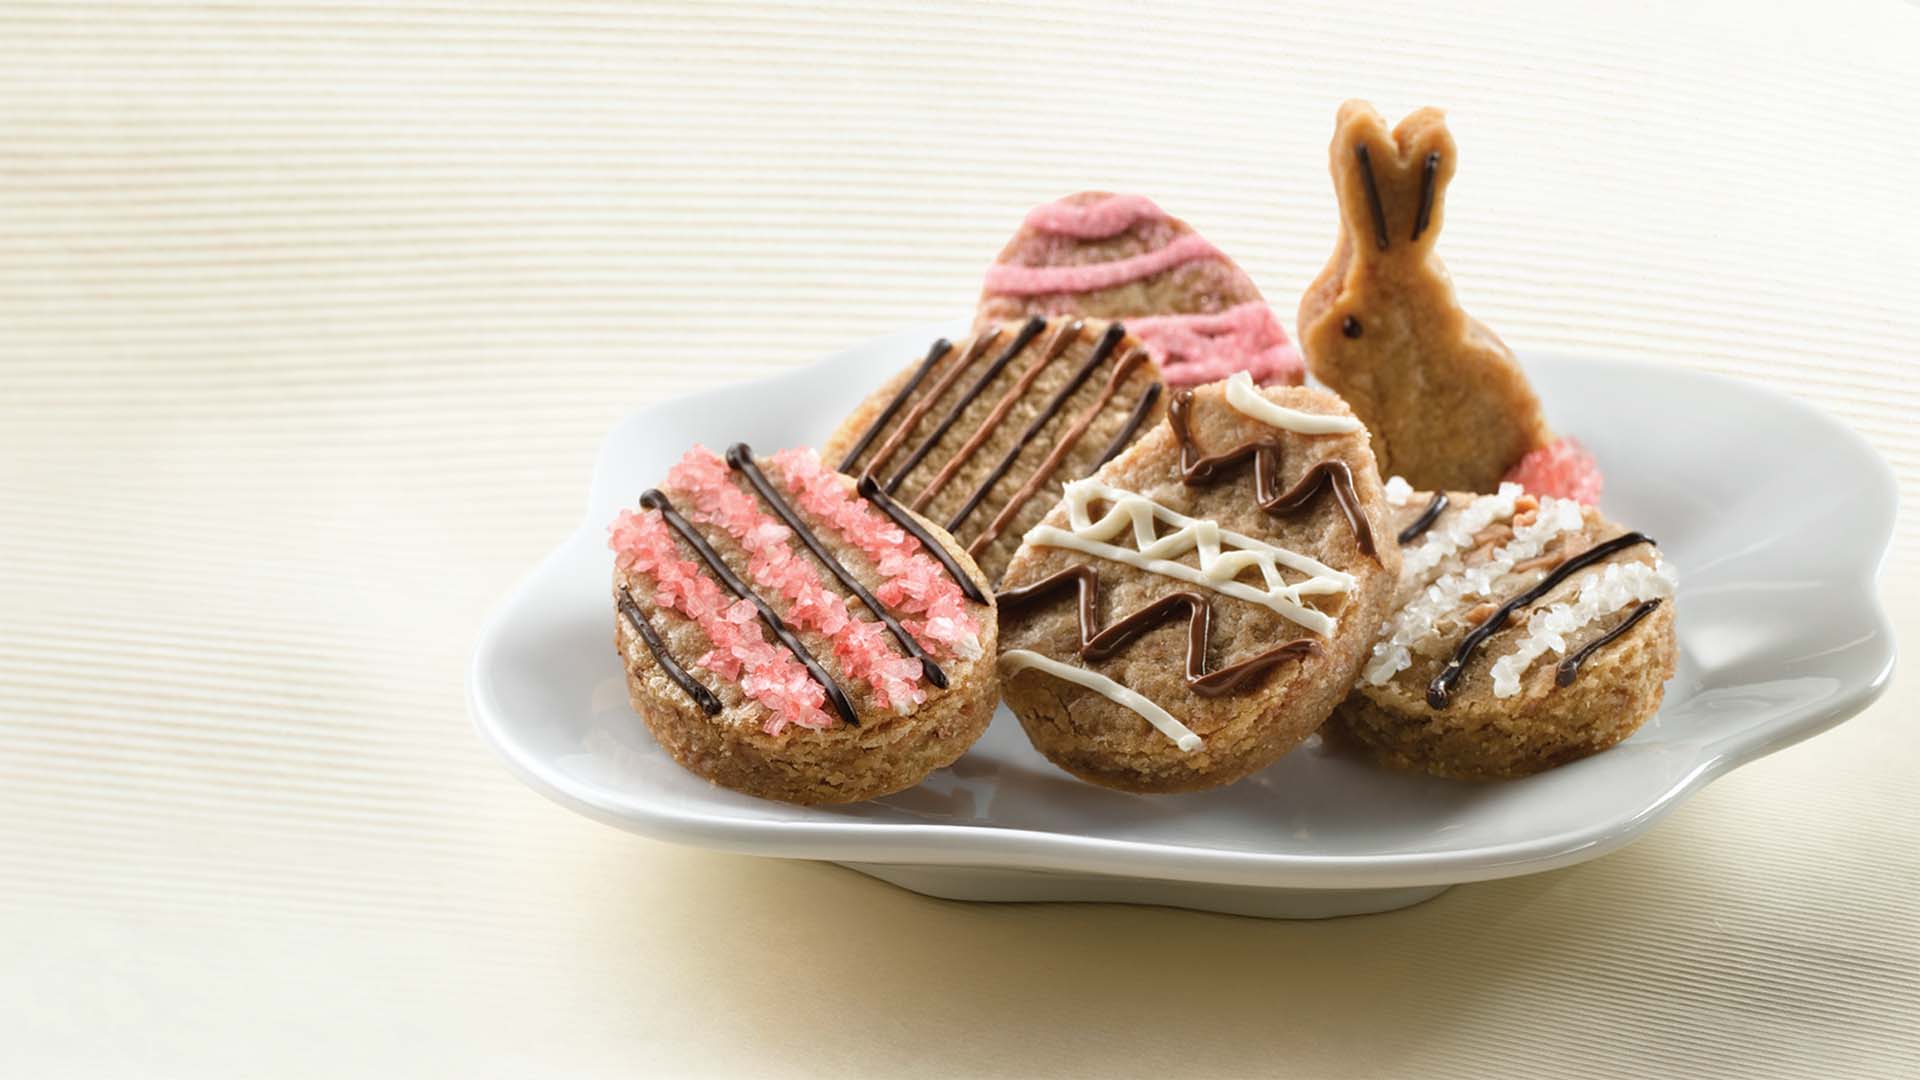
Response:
[1299,101,1595,499]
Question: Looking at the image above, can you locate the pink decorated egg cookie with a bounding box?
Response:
[976,192,1305,388]
[608,443,998,804]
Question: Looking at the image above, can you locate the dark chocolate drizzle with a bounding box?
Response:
[1354,143,1390,252]
[883,315,1047,494]
[835,336,951,473]
[1165,389,1378,560]
[1397,492,1449,546]
[948,322,1127,534]
[845,318,1159,572]
[1262,461,1376,559]
[726,443,947,689]
[638,488,859,726]
[860,326,1004,478]
[913,319,1082,512]
[855,474,990,605]
[617,587,722,714]
[1093,381,1162,471]
[1556,599,1662,688]
[968,344,1152,560]
[998,565,1322,697]
[1427,531,1657,709]
[1412,151,1440,242]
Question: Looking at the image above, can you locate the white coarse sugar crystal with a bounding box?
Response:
[1373,492,1596,692]
[1488,556,1677,698]
[1384,475,1414,507]
[1403,484,1519,579]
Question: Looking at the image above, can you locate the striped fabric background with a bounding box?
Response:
[1,2,1915,1076]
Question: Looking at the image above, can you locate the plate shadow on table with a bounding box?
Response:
[562,799,1770,1077]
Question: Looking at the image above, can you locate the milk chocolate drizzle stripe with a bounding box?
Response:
[855,474,990,605]
[638,489,859,726]
[948,322,1128,534]
[912,319,1083,512]
[860,327,1004,478]
[1412,152,1440,242]
[617,587,723,714]
[968,344,1150,559]
[1093,381,1161,471]
[1427,531,1657,709]
[884,316,1048,494]
[997,565,1322,697]
[1166,389,1379,560]
[1354,143,1390,252]
[1398,492,1448,546]
[835,336,951,473]
[726,443,947,689]
[1556,598,1662,688]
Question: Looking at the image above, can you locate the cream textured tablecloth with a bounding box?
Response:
[3,3,1916,1076]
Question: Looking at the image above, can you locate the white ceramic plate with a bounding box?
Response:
[468,323,1898,918]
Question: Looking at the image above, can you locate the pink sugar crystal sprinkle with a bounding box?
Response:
[1503,437,1605,506]
[667,446,928,715]
[766,447,983,662]
[608,507,832,735]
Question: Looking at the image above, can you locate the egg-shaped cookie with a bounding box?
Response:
[995,373,1399,793]
[1331,480,1679,779]
[978,192,1304,387]
[608,443,998,804]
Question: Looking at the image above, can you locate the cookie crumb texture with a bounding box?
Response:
[609,445,998,805]
[977,192,1305,388]
[996,379,1399,794]
[824,316,1167,584]
[1334,486,1678,780]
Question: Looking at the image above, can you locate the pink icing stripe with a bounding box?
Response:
[982,232,1225,297]
[1021,194,1169,240]
[667,447,927,714]
[609,508,834,735]
[766,448,983,662]
[1124,300,1307,387]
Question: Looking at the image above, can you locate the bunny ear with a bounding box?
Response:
[1328,102,1459,258]
[1329,101,1398,256]
[1391,108,1457,248]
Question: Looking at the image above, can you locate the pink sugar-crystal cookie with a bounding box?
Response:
[976,192,1304,388]
[1503,437,1604,506]
[608,441,998,805]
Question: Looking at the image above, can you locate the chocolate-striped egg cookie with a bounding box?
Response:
[607,443,998,804]
[823,316,1166,584]
[994,373,1399,794]
[976,192,1305,388]
[1330,479,1679,780]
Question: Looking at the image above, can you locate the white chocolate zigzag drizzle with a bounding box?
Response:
[1024,477,1355,637]
[1007,386,1364,750]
